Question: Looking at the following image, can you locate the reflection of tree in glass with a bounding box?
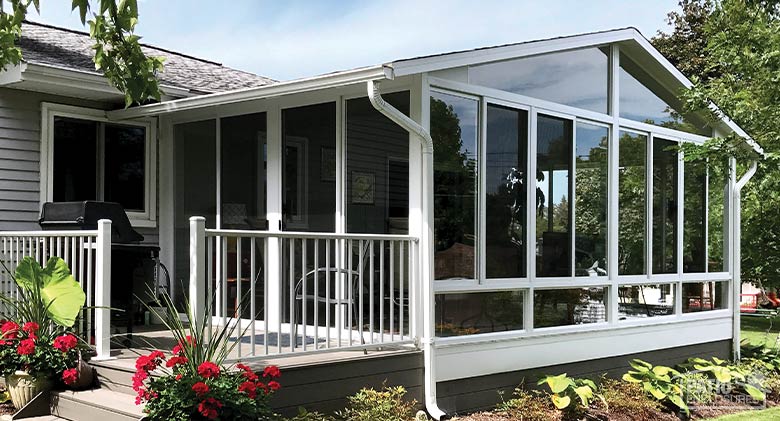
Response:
[574,135,608,274]
[707,160,727,272]
[430,98,476,252]
[684,160,707,272]
[618,132,647,275]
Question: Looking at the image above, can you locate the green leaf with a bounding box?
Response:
[15,257,85,327]
[744,384,766,401]
[630,359,653,371]
[622,373,642,383]
[551,394,571,410]
[667,394,689,414]
[544,374,572,394]
[573,385,593,406]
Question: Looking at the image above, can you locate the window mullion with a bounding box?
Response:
[478,98,487,284]
[97,122,105,201]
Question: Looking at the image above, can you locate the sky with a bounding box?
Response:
[7,0,682,81]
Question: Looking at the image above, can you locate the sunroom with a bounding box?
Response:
[5,27,760,416]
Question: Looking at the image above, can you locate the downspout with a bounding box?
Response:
[368,80,448,420]
[732,159,758,360]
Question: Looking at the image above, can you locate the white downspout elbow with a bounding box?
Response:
[367,80,448,420]
[732,159,758,360]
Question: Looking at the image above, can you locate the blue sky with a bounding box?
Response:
[10,0,681,81]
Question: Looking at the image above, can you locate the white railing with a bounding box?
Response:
[189,217,420,359]
[0,220,112,359]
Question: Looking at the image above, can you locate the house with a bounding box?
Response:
[0,21,762,419]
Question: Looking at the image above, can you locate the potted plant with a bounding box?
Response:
[133,291,281,420]
[0,257,91,409]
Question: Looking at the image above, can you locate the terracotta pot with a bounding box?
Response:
[5,371,51,409]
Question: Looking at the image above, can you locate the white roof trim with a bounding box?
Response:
[108,65,393,120]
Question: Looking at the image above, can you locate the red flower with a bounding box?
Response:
[175,374,182,380]
[192,381,209,396]
[197,361,220,379]
[62,368,78,385]
[263,365,280,378]
[238,381,257,399]
[198,397,223,420]
[172,335,196,355]
[53,334,78,352]
[135,351,165,372]
[22,322,39,334]
[268,380,281,391]
[165,356,188,368]
[257,382,268,394]
[132,370,148,391]
[1,321,18,339]
[17,338,35,355]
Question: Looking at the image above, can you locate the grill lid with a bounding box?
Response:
[38,201,144,244]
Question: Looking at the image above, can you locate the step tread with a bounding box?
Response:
[54,388,143,417]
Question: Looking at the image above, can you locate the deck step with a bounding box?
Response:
[51,389,143,421]
[92,362,138,396]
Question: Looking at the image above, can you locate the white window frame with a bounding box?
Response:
[40,103,157,227]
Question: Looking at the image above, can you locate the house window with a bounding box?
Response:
[618,283,675,320]
[435,291,524,336]
[682,281,728,313]
[574,122,609,276]
[45,104,155,225]
[684,160,707,273]
[652,138,678,274]
[534,287,607,328]
[618,130,648,275]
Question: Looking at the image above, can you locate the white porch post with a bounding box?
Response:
[189,216,206,330]
[266,104,283,330]
[94,219,112,360]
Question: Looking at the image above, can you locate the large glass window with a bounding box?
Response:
[431,92,478,280]
[684,161,707,273]
[708,161,728,272]
[618,284,675,320]
[53,117,98,203]
[346,92,410,234]
[282,102,337,232]
[435,291,523,336]
[485,104,528,278]
[534,288,607,328]
[682,281,728,312]
[221,113,267,229]
[536,115,573,277]
[652,138,678,274]
[469,48,609,114]
[575,122,608,276]
[618,130,647,275]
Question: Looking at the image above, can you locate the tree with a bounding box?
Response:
[0,0,163,106]
[653,0,780,288]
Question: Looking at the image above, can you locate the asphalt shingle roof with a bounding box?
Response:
[19,21,275,95]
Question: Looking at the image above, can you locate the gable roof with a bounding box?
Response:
[18,21,275,96]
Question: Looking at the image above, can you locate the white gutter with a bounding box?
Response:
[732,159,758,360]
[108,65,393,120]
[367,80,448,420]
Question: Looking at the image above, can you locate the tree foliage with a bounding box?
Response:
[0,0,163,106]
[653,0,780,287]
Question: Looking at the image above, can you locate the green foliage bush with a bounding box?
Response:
[622,359,688,413]
[495,387,555,421]
[536,373,602,412]
[284,408,337,421]
[337,385,417,421]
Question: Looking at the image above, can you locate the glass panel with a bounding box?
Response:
[53,117,98,202]
[536,115,572,277]
[470,47,609,114]
[485,104,528,278]
[282,102,337,232]
[619,52,709,136]
[684,161,707,273]
[534,287,607,328]
[103,124,146,212]
[575,123,608,276]
[618,284,675,320]
[435,291,523,336]
[652,138,678,274]
[682,281,728,312]
[708,162,728,272]
[431,92,478,280]
[346,91,410,234]
[618,130,647,275]
[221,113,267,229]
[174,119,216,305]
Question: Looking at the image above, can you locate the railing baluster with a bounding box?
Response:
[379,239,384,343]
[236,237,242,359]
[313,239,319,349]
[369,240,375,344]
[277,238,283,355]
[390,240,395,341]
[221,236,228,328]
[325,239,331,349]
[288,238,294,353]
[302,238,307,352]
[358,240,364,347]
[348,239,353,346]
[250,237,256,356]
[263,237,269,356]
[400,240,405,338]
[206,236,213,341]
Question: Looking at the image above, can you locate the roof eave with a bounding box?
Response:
[108,65,393,120]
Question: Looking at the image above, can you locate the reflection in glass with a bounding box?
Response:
[470,48,609,114]
[346,92,410,234]
[104,124,146,212]
[536,115,572,277]
[282,102,337,232]
[652,138,678,274]
[431,92,478,280]
[53,117,98,203]
[708,161,728,272]
[221,113,267,229]
[619,52,709,136]
[485,104,528,278]
[682,281,728,312]
[435,291,523,336]
[684,161,707,273]
[534,288,607,328]
[618,130,647,275]
[575,123,608,276]
[618,284,675,319]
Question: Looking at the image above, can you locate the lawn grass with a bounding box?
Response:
[740,313,780,348]
[704,406,780,420]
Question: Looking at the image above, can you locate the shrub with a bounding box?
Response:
[284,407,337,421]
[681,357,765,402]
[677,371,715,406]
[496,387,557,421]
[598,378,664,419]
[741,341,780,372]
[622,359,688,414]
[337,385,417,421]
[536,373,602,412]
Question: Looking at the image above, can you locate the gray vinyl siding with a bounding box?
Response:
[0,87,158,245]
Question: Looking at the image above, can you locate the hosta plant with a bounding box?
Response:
[682,356,766,402]
[622,359,688,414]
[741,341,780,372]
[537,373,602,411]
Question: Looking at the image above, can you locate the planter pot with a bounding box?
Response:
[69,360,95,390]
[5,371,51,409]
